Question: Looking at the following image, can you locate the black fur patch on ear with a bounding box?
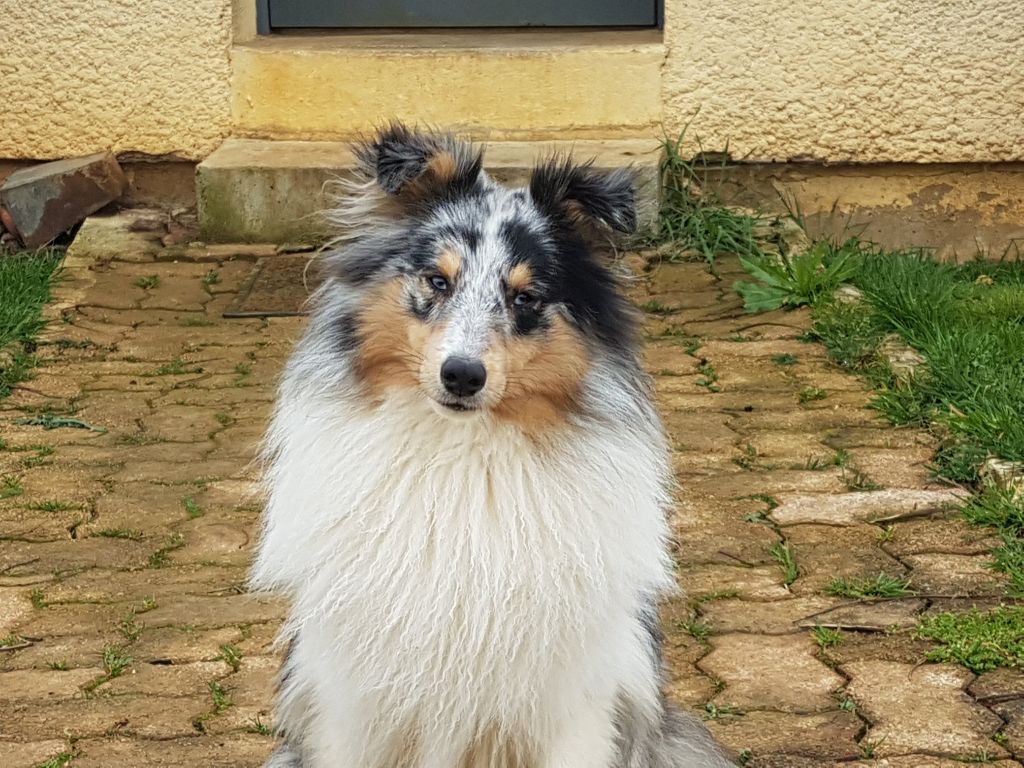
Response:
[529,158,638,234]
[357,122,484,203]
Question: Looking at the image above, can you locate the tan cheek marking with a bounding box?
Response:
[507,263,534,294]
[491,316,589,439]
[436,248,462,282]
[355,280,425,399]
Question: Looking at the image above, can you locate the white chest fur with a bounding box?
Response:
[253,389,673,764]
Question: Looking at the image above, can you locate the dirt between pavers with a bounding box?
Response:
[0,251,1018,766]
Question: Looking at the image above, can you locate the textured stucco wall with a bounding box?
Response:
[663,0,1024,163]
[1,1,232,161]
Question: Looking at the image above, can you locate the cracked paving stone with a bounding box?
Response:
[770,488,964,526]
[699,595,841,635]
[700,634,844,713]
[0,667,100,700]
[902,553,1006,595]
[843,660,1007,757]
[708,710,862,761]
[69,734,274,767]
[783,524,907,595]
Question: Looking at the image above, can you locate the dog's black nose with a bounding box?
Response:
[441,357,487,397]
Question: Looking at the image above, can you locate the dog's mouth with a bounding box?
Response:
[429,396,483,418]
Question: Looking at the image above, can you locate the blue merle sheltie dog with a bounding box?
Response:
[251,124,734,768]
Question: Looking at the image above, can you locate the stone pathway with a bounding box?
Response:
[0,243,1019,767]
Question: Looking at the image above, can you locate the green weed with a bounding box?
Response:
[0,250,62,399]
[826,573,913,599]
[769,541,799,587]
[134,275,160,290]
[917,607,1024,673]
[812,626,844,648]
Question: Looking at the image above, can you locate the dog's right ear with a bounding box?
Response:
[356,122,484,207]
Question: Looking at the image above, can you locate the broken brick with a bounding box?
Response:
[0,152,126,247]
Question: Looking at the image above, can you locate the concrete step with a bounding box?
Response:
[197,137,662,243]
[232,30,663,142]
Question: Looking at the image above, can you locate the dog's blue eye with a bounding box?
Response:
[428,275,449,292]
[513,292,534,308]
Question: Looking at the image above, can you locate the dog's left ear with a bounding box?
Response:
[529,159,637,234]
[357,122,484,205]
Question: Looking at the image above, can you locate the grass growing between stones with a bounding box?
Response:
[0,250,62,399]
[654,130,763,266]
[917,607,1024,673]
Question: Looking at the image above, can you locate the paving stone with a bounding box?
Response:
[799,598,926,632]
[968,667,1024,703]
[699,595,844,634]
[0,587,33,635]
[770,489,964,526]
[663,412,738,454]
[708,711,862,761]
[70,734,272,767]
[783,524,907,595]
[2,694,210,740]
[0,740,70,768]
[743,431,836,466]
[844,446,938,488]
[700,634,844,713]
[0,153,126,247]
[844,660,1007,757]
[679,564,793,601]
[902,553,1006,595]
[133,626,246,665]
[100,659,227,697]
[992,699,1024,758]
[137,594,286,630]
[844,760,1021,768]
[0,667,99,701]
[884,517,1000,558]
[645,342,703,376]
[65,211,165,263]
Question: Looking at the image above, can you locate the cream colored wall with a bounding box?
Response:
[1,1,232,161]
[662,0,1024,163]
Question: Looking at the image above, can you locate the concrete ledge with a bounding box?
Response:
[197,137,661,244]
[230,30,663,142]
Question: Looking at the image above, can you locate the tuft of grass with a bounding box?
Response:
[0,250,62,400]
[219,643,243,672]
[843,466,883,492]
[17,413,106,432]
[180,316,215,327]
[151,358,203,377]
[1,475,24,499]
[209,680,232,713]
[656,128,764,266]
[101,645,132,678]
[95,528,144,541]
[182,495,203,519]
[677,619,711,643]
[118,612,143,643]
[812,626,844,648]
[638,299,673,315]
[202,269,221,287]
[47,659,70,671]
[29,587,47,609]
[234,362,253,385]
[773,353,799,366]
[735,238,862,312]
[248,715,273,736]
[36,753,73,768]
[734,443,758,470]
[798,386,828,404]
[769,541,799,587]
[702,702,741,720]
[961,485,1024,595]
[696,361,720,392]
[148,533,186,569]
[134,275,160,290]
[826,573,913,599]
[214,411,234,427]
[916,607,1024,673]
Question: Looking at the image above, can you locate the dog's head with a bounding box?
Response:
[324,123,639,434]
